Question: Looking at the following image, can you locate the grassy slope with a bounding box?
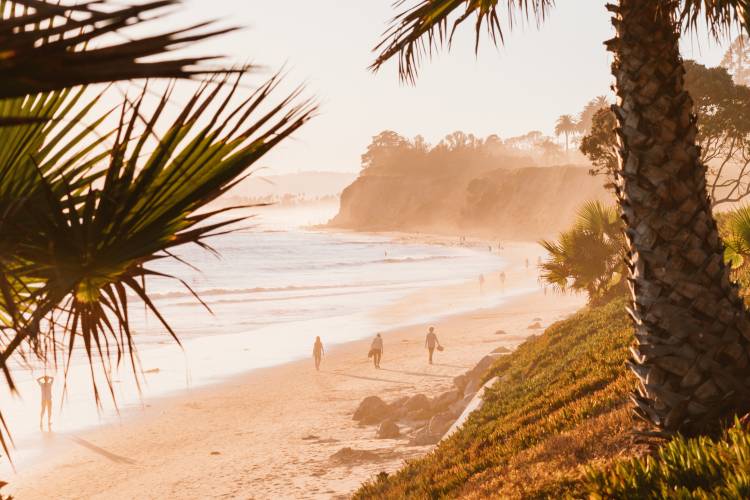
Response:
[354,297,638,499]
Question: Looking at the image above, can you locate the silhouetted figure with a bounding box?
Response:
[488,245,492,253]
[370,333,383,368]
[425,327,441,364]
[37,375,53,431]
[499,271,506,288]
[313,336,324,371]
[479,274,485,293]
[525,258,530,270]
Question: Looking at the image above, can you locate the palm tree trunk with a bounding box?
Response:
[607,0,750,435]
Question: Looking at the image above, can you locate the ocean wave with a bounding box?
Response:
[144,284,358,300]
[265,255,455,271]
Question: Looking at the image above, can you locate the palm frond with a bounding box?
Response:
[0,0,241,98]
[679,1,750,40]
[1,73,315,411]
[371,0,553,83]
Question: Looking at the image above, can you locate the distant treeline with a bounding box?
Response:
[360,129,587,174]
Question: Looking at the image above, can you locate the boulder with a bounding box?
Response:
[405,408,433,422]
[409,427,441,446]
[353,396,390,424]
[492,346,511,354]
[431,390,461,412]
[453,374,468,393]
[471,354,502,380]
[494,329,508,335]
[330,447,380,463]
[404,393,431,412]
[464,377,482,396]
[428,412,456,437]
[528,321,543,329]
[448,395,471,417]
[376,420,400,439]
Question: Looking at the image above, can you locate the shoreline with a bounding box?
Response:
[6,240,585,499]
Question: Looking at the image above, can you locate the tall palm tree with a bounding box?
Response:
[0,0,313,459]
[554,114,578,152]
[371,0,750,436]
[579,95,610,134]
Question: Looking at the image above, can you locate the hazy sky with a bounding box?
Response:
[164,1,734,174]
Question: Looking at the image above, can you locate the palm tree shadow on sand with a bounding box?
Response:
[378,368,454,379]
[69,436,137,465]
[324,371,413,385]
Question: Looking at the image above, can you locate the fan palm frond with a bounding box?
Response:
[0,74,315,409]
[0,0,240,99]
[371,0,553,83]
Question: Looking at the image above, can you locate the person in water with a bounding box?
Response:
[425,326,441,364]
[37,375,54,431]
[313,336,324,371]
[370,333,383,368]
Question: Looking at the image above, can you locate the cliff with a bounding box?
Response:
[329,164,610,240]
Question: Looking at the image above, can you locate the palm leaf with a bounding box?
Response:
[0,0,241,99]
[2,74,315,412]
[371,0,553,83]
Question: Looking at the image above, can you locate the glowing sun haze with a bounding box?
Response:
[164,0,733,174]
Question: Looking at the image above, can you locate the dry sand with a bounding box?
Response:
[7,247,585,499]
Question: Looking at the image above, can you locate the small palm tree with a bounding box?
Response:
[540,202,626,304]
[554,114,578,152]
[371,0,750,436]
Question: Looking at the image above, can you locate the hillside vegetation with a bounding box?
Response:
[355,293,750,499]
[355,298,637,499]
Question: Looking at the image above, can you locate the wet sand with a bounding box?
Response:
[7,247,585,499]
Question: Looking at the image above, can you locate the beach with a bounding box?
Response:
[6,241,586,499]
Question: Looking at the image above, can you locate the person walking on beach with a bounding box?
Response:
[425,327,441,364]
[312,336,324,371]
[370,333,383,368]
[37,375,53,431]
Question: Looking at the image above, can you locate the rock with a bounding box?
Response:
[532,317,542,322]
[494,329,508,335]
[444,376,499,440]
[453,374,468,393]
[376,420,400,439]
[492,346,511,354]
[405,408,432,422]
[353,396,390,424]
[302,435,319,441]
[409,427,440,446]
[464,377,481,396]
[448,396,470,417]
[428,412,456,436]
[330,447,380,464]
[431,390,461,412]
[404,393,431,412]
[528,321,543,329]
[471,354,502,380]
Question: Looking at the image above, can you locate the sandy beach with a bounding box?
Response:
[6,244,586,499]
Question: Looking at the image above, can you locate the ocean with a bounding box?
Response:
[1,205,518,468]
